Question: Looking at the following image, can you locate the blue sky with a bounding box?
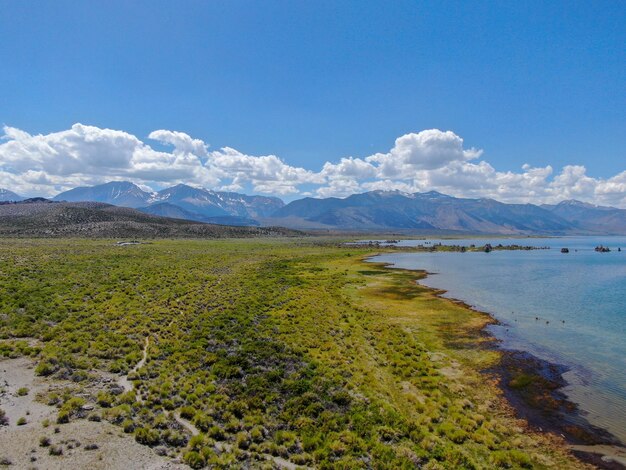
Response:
[1,1,625,205]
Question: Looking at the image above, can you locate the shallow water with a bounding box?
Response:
[372,236,626,444]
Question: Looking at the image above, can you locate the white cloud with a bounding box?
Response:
[148,130,208,157]
[321,157,377,179]
[208,147,324,195]
[0,124,217,195]
[366,129,482,178]
[316,178,363,198]
[0,124,624,207]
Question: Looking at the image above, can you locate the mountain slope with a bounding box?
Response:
[32,182,626,234]
[138,202,260,226]
[270,190,576,234]
[543,200,626,234]
[151,184,283,218]
[0,200,299,238]
[54,181,151,207]
[137,202,204,221]
[54,182,284,224]
[0,189,24,202]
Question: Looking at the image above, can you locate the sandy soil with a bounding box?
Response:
[0,357,185,470]
[0,357,53,431]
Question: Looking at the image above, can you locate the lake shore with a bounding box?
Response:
[367,256,626,469]
[0,238,618,468]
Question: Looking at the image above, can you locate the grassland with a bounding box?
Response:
[0,238,588,469]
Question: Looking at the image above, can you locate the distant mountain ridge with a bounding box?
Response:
[53,181,284,226]
[0,199,298,238]
[0,188,24,202]
[267,190,626,235]
[140,202,260,226]
[542,200,626,235]
[54,181,150,208]
[267,190,572,234]
[5,182,625,234]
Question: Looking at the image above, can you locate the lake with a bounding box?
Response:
[371,236,626,444]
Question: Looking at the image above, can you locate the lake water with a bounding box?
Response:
[371,236,626,444]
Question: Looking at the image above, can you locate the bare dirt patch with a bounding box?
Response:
[0,357,185,469]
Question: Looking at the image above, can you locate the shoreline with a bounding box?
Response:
[367,255,626,469]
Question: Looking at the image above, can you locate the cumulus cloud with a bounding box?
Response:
[313,130,626,207]
[0,124,624,207]
[148,129,208,157]
[208,147,324,195]
[0,123,219,194]
[366,129,482,177]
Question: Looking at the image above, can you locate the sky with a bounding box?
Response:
[1,0,625,206]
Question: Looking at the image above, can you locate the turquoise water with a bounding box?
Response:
[372,237,626,443]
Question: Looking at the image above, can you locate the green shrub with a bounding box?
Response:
[180,406,196,420]
[134,427,160,446]
[193,413,212,432]
[235,431,251,450]
[56,410,70,424]
[188,434,206,451]
[96,391,114,407]
[153,413,168,429]
[438,422,467,443]
[207,425,225,440]
[122,419,135,433]
[35,360,57,376]
[183,450,205,469]
[250,425,264,443]
[49,445,63,456]
[117,391,136,405]
[163,430,186,447]
[0,239,581,469]
[490,449,533,468]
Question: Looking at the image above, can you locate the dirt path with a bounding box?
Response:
[112,336,305,469]
[118,336,150,394]
[266,455,300,470]
[172,412,199,437]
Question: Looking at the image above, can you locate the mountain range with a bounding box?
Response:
[2,181,626,234]
[0,199,299,238]
[49,181,284,226]
[0,188,24,202]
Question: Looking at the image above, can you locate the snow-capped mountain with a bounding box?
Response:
[13,182,626,234]
[53,181,285,224]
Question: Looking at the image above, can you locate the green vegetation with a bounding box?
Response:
[49,445,63,456]
[0,238,583,468]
